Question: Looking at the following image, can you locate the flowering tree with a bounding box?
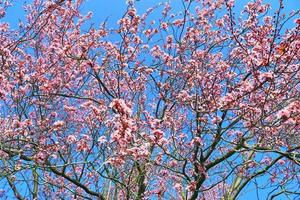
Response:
[0,0,299,199]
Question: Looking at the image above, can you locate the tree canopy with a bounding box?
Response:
[0,0,299,199]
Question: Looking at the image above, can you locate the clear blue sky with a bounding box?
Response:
[3,0,299,28]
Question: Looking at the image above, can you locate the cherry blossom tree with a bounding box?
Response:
[0,0,299,199]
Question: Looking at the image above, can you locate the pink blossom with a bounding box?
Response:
[173,19,183,27]
[278,159,285,165]
[109,99,132,116]
[53,120,64,130]
[127,8,136,17]
[97,136,107,144]
[261,156,272,165]
[161,22,168,30]
[66,135,77,143]
[153,129,164,140]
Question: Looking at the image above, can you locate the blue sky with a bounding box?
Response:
[3,0,299,29]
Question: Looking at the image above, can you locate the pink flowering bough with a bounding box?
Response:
[0,0,299,199]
